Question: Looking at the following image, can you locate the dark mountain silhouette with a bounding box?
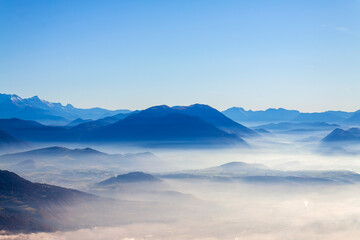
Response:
[97,172,161,186]
[173,104,257,137]
[0,170,95,232]
[0,105,249,145]
[0,118,44,130]
[88,105,245,145]
[0,119,70,142]
[322,128,360,142]
[0,93,131,124]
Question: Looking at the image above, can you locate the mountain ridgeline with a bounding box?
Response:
[3,92,360,147]
[222,107,357,123]
[0,93,131,124]
[0,104,256,146]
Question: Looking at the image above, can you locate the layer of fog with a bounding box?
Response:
[4,181,360,239]
[3,129,360,239]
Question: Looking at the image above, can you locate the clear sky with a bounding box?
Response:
[1,0,359,112]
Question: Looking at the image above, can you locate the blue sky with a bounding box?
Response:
[1,0,359,111]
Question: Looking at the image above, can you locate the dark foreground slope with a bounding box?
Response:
[0,170,95,233]
[0,170,209,234]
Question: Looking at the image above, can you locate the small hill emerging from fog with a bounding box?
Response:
[207,161,269,173]
[97,172,161,186]
[322,128,360,142]
[0,146,107,163]
[0,146,168,172]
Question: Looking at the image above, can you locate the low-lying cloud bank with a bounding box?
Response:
[3,221,360,240]
[3,183,360,240]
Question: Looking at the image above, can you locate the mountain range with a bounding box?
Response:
[222,107,356,124]
[3,93,360,127]
[2,93,360,147]
[0,104,255,146]
[0,93,131,124]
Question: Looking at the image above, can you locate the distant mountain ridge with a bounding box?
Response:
[0,146,168,172]
[223,107,300,122]
[2,93,360,125]
[344,111,360,124]
[0,93,131,124]
[222,107,355,123]
[254,122,339,132]
[161,161,360,185]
